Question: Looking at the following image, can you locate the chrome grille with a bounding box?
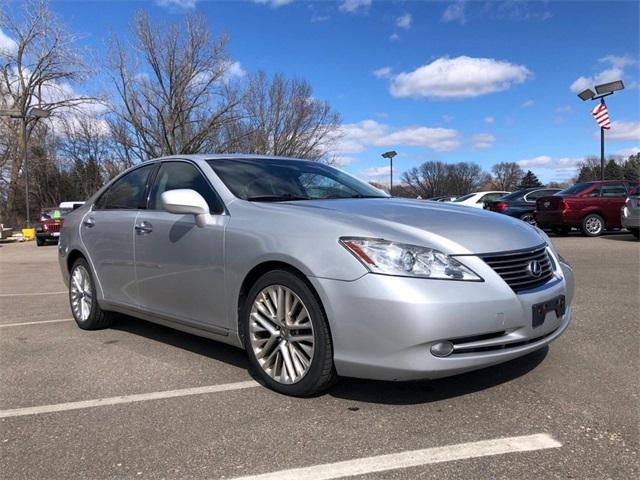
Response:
[481,245,554,293]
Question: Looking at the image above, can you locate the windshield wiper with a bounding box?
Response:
[246,194,310,202]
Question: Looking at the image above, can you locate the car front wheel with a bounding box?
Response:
[69,258,115,330]
[519,213,536,225]
[242,270,336,396]
[582,214,605,237]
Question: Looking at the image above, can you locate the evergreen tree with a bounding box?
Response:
[604,159,623,180]
[577,165,598,182]
[623,155,640,181]
[518,170,543,188]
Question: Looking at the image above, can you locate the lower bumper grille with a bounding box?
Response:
[450,328,559,355]
[480,245,554,293]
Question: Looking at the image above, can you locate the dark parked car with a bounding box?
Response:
[35,207,72,246]
[485,187,561,225]
[535,180,639,237]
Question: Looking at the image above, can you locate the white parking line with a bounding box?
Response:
[230,433,562,480]
[0,380,260,419]
[0,291,66,297]
[0,318,73,328]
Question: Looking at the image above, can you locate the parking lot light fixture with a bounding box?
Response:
[381,150,397,195]
[577,79,624,181]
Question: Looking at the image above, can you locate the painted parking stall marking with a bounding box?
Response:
[0,380,260,419]
[0,318,73,328]
[0,291,66,297]
[230,433,562,480]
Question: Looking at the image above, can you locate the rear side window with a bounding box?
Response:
[525,189,556,201]
[600,185,628,198]
[95,164,155,210]
[148,161,222,213]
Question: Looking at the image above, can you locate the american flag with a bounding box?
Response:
[592,101,611,129]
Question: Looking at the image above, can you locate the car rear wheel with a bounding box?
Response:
[581,214,605,237]
[242,270,336,396]
[69,258,115,330]
[630,228,639,239]
[36,237,45,246]
[519,213,536,225]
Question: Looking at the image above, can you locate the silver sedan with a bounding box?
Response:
[58,155,574,396]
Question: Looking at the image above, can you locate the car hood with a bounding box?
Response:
[279,197,546,255]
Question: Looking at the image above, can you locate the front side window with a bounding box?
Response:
[148,161,222,213]
[208,158,388,201]
[95,164,155,210]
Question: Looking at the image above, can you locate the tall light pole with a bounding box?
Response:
[577,80,624,181]
[381,150,397,195]
[0,107,51,226]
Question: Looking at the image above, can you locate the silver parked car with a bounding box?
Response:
[58,155,575,396]
[621,191,640,239]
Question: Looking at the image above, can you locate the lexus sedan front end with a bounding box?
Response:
[58,155,574,396]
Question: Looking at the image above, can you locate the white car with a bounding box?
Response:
[447,191,510,209]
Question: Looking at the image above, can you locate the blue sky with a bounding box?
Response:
[5,0,640,184]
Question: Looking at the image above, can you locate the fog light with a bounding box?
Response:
[430,341,454,357]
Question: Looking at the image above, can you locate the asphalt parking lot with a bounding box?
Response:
[1,234,638,479]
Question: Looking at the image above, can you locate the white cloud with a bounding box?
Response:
[442,1,466,24]
[360,166,391,180]
[471,133,496,150]
[522,99,535,108]
[389,33,400,42]
[615,146,640,158]
[517,155,583,180]
[600,121,640,142]
[333,119,461,154]
[556,105,572,114]
[441,114,454,123]
[339,0,371,14]
[570,54,636,93]
[373,66,393,79]
[223,61,246,81]
[154,0,197,11]
[0,27,17,55]
[484,116,495,124]
[389,56,531,100]
[253,0,294,7]
[330,156,355,167]
[396,13,412,29]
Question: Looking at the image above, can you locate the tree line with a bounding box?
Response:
[1,1,340,226]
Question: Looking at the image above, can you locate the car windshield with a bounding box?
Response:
[40,208,71,219]
[499,190,529,201]
[208,158,388,201]
[453,193,475,202]
[556,183,591,195]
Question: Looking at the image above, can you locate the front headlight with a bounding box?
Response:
[340,237,482,281]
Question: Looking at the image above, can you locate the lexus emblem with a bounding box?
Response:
[527,260,543,278]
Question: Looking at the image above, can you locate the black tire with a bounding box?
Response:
[630,228,639,239]
[581,214,605,237]
[519,213,536,226]
[36,237,45,246]
[69,258,115,330]
[241,269,337,396]
[551,226,570,236]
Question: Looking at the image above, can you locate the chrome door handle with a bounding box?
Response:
[135,221,153,235]
[82,217,95,228]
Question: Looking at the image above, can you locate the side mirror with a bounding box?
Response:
[161,189,212,228]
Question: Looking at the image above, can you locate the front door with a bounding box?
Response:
[134,161,229,331]
[80,164,156,307]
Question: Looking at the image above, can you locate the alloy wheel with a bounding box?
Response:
[521,213,536,225]
[249,285,314,385]
[585,216,603,235]
[70,265,93,322]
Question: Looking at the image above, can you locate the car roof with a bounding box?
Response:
[147,154,309,163]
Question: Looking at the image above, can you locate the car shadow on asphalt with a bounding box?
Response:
[598,233,639,242]
[112,315,249,369]
[328,347,548,405]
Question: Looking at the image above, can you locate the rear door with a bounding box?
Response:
[80,163,156,307]
[134,160,230,332]
[600,183,629,227]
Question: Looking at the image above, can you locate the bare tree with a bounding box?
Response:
[446,162,490,195]
[229,71,341,161]
[491,162,524,191]
[402,161,450,198]
[107,11,240,162]
[0,0,95,224]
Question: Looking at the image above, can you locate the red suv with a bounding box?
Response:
[35,207,72,246]
[535,180,639,237]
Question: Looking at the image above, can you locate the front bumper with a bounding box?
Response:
[310,258,574,381]
[36,231,61,241]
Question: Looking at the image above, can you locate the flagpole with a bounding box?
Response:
[600,125,604,181]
